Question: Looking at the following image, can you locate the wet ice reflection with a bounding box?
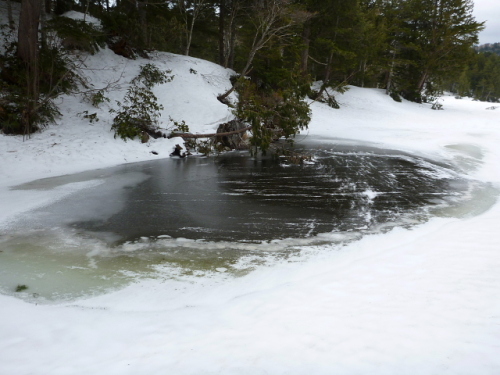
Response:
[1,142,496,302]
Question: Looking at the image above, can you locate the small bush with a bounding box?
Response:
[132,63,173,89]
[169,118,190,133]
[47,17,106,54]
[84,89,110,108]
[111,64,173,141]
[390,91,402,102]
[15,284,28,292]
[0,28,80,134]
[431,101,444,110]
[235,79,310,153]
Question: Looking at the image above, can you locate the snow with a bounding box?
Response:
[1,16,500,374]
[62,10,102,27]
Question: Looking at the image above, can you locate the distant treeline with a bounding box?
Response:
[1,0,498,138]
[446,47,500,102]
[476,43,500,55]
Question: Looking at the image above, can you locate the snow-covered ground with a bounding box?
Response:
[1,21,500,374]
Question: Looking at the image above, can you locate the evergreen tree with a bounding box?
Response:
[394,0,484,101]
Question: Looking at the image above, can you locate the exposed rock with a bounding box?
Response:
[216,120,249,150]
[170,144,187,158]
[140,132,149,143]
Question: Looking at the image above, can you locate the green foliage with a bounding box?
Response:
[15,284,28,292]
[132,63,173,89]
[0,93,62,134]
[390,0,483,101]
[169,118,190,133]
[0,21,84,134]
[84,89,110,108]
[46,16,105,54]
[390,91,402,102]
[235,78,311,154]
[0,48,66,134]
[110,64,173,141]
[476,43,500,56]
[38,45,83,95]
[195,139,213,156]
[445,51,500,102]
[101,3,184,56]
[233,40,312,152]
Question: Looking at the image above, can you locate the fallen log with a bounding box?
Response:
[168,125,252,139]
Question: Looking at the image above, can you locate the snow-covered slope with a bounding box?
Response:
[0,46,237,223]
[1,30,500,374]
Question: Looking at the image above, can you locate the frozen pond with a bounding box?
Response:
[0,141,496,302]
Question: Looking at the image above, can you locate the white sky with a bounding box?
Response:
[473,0,500,44]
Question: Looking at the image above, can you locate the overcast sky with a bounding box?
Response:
[473,0,500,44]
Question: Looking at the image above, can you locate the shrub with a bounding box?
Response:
[235,79,310,153]
[0,27,81,134]
[46,16,105,55]
[110,64,173,141]
[15,284,28,292]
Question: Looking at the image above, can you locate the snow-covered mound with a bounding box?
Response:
[61,10,102,27]
[1,22,500,374]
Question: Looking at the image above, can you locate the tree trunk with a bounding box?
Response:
[18,0,41,70]
[417,71,428,93]
[300,21,310,76]
[316,50,334,98]
[40,0,47,48]
[385,47,396,95]
[17,0,42,136]
[217,49,256,102]
[219,0,226,66]
[138,0,148,48]
[44,0,51,14]
[185,18,194,56]
[225,0,239,69]
[83,0,90,22]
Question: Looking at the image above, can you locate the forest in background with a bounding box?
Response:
[0,0,499,147]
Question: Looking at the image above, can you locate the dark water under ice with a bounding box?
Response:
[1,140,495,301]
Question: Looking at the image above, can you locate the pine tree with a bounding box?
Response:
[394,0,484,101]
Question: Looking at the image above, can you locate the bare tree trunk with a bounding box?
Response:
[219,0,226,66]
[18,0,42,136]
[40,0,47,48]
[228,21,236,69]
[316,49,334,98]
[83,0,90,22]
[359,59,367,88]
[217,49,256,102]
[224,0,240,69]
[417,71,428,93]
[185,17,194,56]
[385,47,396,95]
[179,0,206,56]
[300,21,310,76]
[138,0,148,47]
